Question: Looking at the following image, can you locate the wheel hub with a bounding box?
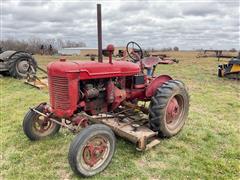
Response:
[166,97,182,124]
[17,60,30,73]
[34,116,52,133]
[167,98,180,118]
[83,138,107,167]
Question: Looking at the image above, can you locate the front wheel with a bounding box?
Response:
[23,105,61,140]
[149,80,189,137]
[68,124,116,177]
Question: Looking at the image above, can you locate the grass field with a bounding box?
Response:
[1,52,239,179]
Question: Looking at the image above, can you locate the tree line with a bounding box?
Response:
[0,38,86,54]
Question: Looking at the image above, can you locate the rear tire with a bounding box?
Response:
[8,52,37,78]
[23,105,61,141]
[149,80,189,137]
[68,124,116,177]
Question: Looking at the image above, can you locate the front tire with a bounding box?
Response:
[149,80,189,137]
[68,124,116,177]
[23,105,61,141]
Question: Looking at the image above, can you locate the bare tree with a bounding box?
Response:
[0,38,86,55]
[173,46,179,51]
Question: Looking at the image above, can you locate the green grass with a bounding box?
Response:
[1,53,240,179]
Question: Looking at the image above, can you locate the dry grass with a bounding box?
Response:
[1,52,239,179]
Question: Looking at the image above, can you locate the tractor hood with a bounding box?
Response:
[47,60,140,79]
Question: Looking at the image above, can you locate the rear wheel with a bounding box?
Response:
[149,80,189,137]
[8,52,37,78]
[23,105,61,140]
[68,124,116,177]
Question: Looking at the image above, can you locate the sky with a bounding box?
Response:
[1,0,240,50]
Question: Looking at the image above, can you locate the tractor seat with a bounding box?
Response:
[141,57,161,69]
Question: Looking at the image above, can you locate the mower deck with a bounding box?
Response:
[90,113,160,151]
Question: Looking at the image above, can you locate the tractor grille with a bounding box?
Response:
[50,76,70,110]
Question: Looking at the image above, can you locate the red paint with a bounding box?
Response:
[47,61,140,80]
[167,97,179,119]
[48,75,79,117]
[106,80,115,104]
[106,44,114,64]
[71,115,88,128]
[82,138,107,167]
[111,86,126,110]
[142,57,160,68]
[126,89,146,100]
[145,75,172,97]
[47,55,172,118]
[166,96,183,125]
[47,60,140,117]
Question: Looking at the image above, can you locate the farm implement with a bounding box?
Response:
[22,4,189,177]
[0,49,49,89]
[218,53,240,80]
[0,50,37,78]
[197,50,238,61]
[24,66,48,89]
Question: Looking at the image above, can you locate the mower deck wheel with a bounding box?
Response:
[68,124,116,177]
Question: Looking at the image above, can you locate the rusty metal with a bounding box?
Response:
[97,4,103,63]
[90,114,158,151]
[82,136,108,167]
[79,111,160,151]
[106,44,114,64]
[197,50,238,61]
[166,97,180,124]
[37,66,47,74]
[25,66,48,89]
[122,101,148,114]
[25,76,48,89]
[150,54,179,64]
[30,107,75,131]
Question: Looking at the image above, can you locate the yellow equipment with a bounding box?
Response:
[218,55,240,80]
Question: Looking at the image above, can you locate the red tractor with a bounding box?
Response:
[22,4,189,177]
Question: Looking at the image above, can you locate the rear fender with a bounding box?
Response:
[0,51,31,61]
[0,50,16,61]
[145,75,172,97]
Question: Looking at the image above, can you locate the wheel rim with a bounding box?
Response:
[31,114,55,137]
[16,60,30,75]
[79,135,110,170]
[166,95,184,130]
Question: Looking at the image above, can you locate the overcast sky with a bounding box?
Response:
[1,0,240,50]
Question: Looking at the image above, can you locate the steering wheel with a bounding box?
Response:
[126,41,143,62]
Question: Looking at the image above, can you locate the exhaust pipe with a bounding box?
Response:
[97,4,103,62]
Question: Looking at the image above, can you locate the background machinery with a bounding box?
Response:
[22,4,189,177]
[218,52,240,80]
[0,50,37,78]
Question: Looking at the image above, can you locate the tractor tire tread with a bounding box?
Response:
[149,80,189,137]
[68,124,116,177]
[8,52,37,78]
[23,106,60,141]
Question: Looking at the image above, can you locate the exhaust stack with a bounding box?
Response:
[97,4,103,62]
